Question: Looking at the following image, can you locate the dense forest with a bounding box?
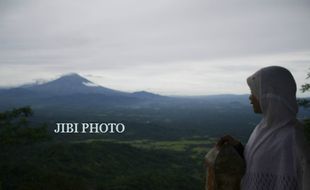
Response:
[0,107,212,190]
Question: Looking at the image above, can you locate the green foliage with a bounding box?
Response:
[300,70,310,92]
[299,69,310,107]
[301,83,310,93]
[0,107,50,145]
[299,69,310,141]
[0,141,206,190]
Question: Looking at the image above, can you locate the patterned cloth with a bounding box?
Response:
[242,172,298,190]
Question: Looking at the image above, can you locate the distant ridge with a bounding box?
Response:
[132,91,162,99]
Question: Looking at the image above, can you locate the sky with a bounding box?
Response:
[0,0,310,96]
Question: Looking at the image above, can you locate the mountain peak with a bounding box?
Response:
[56,73,90,83]
[60,73,82,78]
[21,73,127,96]
[132,91,161,98]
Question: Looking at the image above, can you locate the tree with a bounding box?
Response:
[299,69,310,141]
[300,70,310,92]
[298,68,310,107]
[0,106,51,145]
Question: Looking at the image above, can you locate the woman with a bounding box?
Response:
[219,66,309,190]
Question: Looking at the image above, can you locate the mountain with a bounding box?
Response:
[21,73,128,96]
[0,73,167,110]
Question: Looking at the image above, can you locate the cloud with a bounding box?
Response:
[0,0,309,95]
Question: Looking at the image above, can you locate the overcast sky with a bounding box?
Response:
[1,0,310,96]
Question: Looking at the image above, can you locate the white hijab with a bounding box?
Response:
[242,66,310,190]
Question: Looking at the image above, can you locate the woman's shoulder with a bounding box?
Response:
[270,121,305,149]
[277,120,305,140]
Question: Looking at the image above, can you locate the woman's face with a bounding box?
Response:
[249,93,262,114]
